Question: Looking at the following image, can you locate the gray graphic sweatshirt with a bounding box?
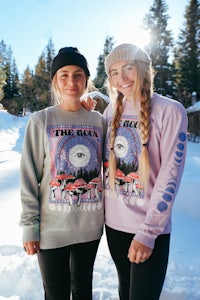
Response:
[20,106,106,249]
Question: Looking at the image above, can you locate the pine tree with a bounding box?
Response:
[143,0,174,96]
[32,39,55,111]
[0,40,7,101]
[19,66,35,115]
[173,0,200,107]
[3,46,19,100]
[33,53,50,110]
[93,35,114,94]
[0,42,20,114]
[0,52,6,101]
[46,38,55,76]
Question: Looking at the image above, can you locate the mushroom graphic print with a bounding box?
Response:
[47,124,103,210]
[104,116,143,199]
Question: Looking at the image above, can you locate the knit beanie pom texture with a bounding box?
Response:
[51,47,90,79]
[105,43,151,76]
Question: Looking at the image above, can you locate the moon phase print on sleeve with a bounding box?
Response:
[157,131,187,212]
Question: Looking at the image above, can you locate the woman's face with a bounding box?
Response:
[109,60,137,100]
[56,65,87,101]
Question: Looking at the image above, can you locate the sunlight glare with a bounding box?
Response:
[117,25,151,49]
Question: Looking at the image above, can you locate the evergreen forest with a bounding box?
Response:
[0,0,199,116]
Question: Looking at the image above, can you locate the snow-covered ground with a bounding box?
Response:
[0,110,200,300]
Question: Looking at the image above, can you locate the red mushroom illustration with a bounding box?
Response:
[63,174,75,181]
[64,182,77,205]
[49,180,61,200]
[56,173,75,190]
[73,178,87,205]
[135,183,143,197]
[89,177,101,200]
[55,174,68,181]
[115,169,126,186]
[86,183,94,200]
[127,172,140,195]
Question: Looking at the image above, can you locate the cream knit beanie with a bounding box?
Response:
[105,43,151,76]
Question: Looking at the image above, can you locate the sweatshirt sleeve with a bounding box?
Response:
[19,113,46,242]
[134,102,188,249]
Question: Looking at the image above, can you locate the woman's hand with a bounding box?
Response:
[128,239,153,264]
[80,96,97,111]
[23,241,40,255]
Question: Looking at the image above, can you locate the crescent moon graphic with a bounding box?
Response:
[129,198,136,206]
[167,181,176,187]
[165,187,175,194]
[49,203,56,211]
[136,198,144,207]
[82,203,88,212]
[66,204,71,212]
[97,202,102,210]
[63,205,67,212]
[168,176,178,183]
[163,193,172,202]
[79,203,83,212]
[87,203,92,212]
[173,163,182,168]
[175,151,183,157]
[92,203,97,211]
[57,204,62,212]
[174,158,182,163]
[65,204,71,212]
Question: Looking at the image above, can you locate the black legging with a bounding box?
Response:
[37,239,100,300]
[106,225,170,300]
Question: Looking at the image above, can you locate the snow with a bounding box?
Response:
[0,110,200,300]
[186,100,200,113]
[81,92,110,103]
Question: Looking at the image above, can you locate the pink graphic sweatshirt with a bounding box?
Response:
[103,93,188,249]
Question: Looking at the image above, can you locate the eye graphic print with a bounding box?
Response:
[105,126,140,166]
[69,144,90,167]
[76,153,85,159]
[56,134,99,173]
[114,136,129,158]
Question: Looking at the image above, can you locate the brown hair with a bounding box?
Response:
[108,60,154,191]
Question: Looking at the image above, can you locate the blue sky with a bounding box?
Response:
[1,0,189,78]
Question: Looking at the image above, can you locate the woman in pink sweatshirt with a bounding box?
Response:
[101,43,188,299]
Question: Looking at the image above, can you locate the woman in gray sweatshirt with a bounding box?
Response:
[20,47,106,300]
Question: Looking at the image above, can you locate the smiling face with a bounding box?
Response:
[109,60,138,101]
[56,65,87,107]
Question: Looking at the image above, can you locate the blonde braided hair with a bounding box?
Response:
[109,91,124,189]
[139,62,153,189]
[108,60,154,191]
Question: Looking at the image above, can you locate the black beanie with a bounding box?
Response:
[50,47,90,79]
